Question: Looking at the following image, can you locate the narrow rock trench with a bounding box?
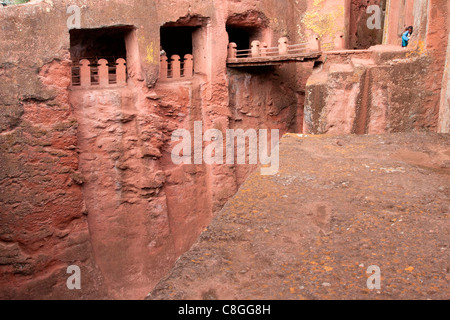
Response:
[68,62,307,298]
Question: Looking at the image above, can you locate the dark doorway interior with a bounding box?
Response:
[226,25,259,50]
[160,26,198,58]
[69,26,133,64]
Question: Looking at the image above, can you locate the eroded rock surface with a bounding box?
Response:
[148,133,449,300]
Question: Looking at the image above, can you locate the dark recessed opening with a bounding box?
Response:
[69,26,134,63]
[69,26,134,86]
[160,26,198,58]
[312,61,324,74]
[226,25,259,50]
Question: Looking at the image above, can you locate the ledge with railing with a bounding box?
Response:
[227,36,320,61]
[227,33,347,66]
[159,54,194,81]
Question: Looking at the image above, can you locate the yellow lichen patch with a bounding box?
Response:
[146,44,155,64]
[301,0,344,40]
[407,40,427,58]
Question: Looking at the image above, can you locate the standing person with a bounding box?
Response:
[402,26,413,47]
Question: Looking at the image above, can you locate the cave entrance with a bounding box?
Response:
[159,17,208,80]
[226,25,260,51]
[160,26,197,59]
[69,26,135,86]
[226,11,270,57]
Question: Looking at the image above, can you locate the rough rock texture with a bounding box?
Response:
[0,57,107,299]
[427,0,450,133]
[304,0,448,135]
[348,0,385,49]
[0,0,314,299]
[148,133,450,300]
[304,44,445,134]
[0,0,448,300]
[439,32,450,133]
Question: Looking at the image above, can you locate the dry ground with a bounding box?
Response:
[148,133,449,300]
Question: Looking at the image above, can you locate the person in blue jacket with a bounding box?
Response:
[402,26,413,47]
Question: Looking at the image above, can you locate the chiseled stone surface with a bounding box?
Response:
[0,0,448,299]
[148,133,449,300]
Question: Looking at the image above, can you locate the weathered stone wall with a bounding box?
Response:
[439,32,450,133]
[383,0,415,46]
[0,0,447,300]
[0,0,314,299]
[348,0,385,49]
[424,0,449,134]
[304,0,449,134]
[304,46,442,134]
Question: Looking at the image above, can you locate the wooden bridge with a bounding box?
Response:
[227,36,342,67]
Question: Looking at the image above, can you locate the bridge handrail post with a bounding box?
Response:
[183,54,194,78]
[251,40,261,57]
[98,59,109,86]
[334,32,345,50]
[79,59,91,87]
[278,37,289,55]
[228,42,237,59]
[308,34,321,52]
[260,42,268,57]
[116,58,127,85]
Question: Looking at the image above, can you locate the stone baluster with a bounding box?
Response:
[171,55,181,79]
[80,59,91,88]
[334,32,345,50]
[308,34,321,52]
[251,40,261,57]
[98,59,109,86]
[278,37,288,55]
[261,42,268,57]
[116,58,127,85]
[183,54,193,78]
[160,55,168,80]
[228,42,237,59]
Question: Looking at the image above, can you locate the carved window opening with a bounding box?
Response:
[159,25,198,80]
[226,11,269,57]
[69,26,134,87]
[226,25,260,52]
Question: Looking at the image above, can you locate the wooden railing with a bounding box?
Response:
[71,58,127,87]
[227,37,319,60]
[159,54,194,81]
[227,33,347,61]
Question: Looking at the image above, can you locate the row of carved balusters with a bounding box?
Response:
[71,58,127,87]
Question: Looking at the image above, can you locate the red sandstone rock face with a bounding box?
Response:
[348,0,384,49]
[69,85,176,299]
[0,0,448,300]
[147,133,450,300]
[0,0,310,299]
[0,58,107,299]
[304,43,447,134]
